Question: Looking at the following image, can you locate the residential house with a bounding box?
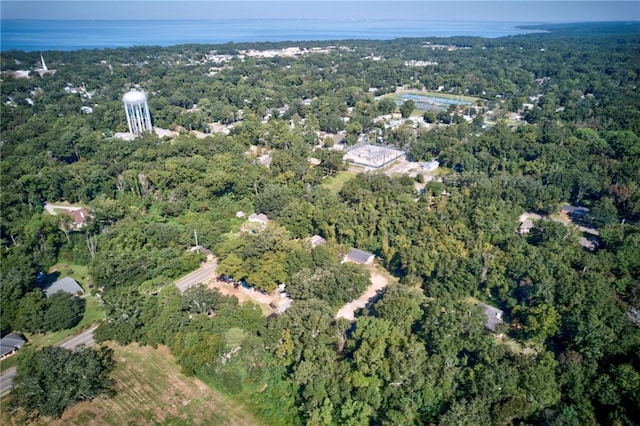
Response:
[248,213,269,226]
[65,207,91,229]
[477,302,504,332]
[519,219,535,234]
[344,248,375,265]
[0,332,27,359]
[422,160,440,173]
[45,276,84,298]
[561,204,590,219]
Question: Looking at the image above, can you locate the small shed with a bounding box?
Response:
[0,332,27,359]
[310,235,327,248]
[344,248,375,265]
[477,302,504,332]
[45,277,84,298]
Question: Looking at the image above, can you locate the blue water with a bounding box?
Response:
[400,93,474,107]
[1,19,543,51]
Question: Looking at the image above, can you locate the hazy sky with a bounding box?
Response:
[2,1,639,21]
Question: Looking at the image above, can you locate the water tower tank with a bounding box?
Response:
[123,90,152,135]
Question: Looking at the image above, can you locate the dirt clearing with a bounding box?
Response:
[335,265,396,321]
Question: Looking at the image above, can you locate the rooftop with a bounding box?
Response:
[561,204,590,217]
[310,235,327,248]
[45,276,84,298]
[477,302,504,332]
[0,332,27,358]
[248,213,269,224]
[346,248,375,264]
[66,208,91,228]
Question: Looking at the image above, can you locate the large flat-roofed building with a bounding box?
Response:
[123,90,152,135]
[344,143,405,169]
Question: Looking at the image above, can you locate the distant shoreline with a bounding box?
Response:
[1,19,544,52]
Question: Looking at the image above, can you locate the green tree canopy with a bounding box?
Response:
[10,345,116,420]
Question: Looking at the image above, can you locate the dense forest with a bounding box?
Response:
[1,22,639,424]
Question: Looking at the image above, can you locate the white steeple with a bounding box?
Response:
[40,54,48,71]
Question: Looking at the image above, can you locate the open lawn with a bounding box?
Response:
[26,302,104,349]
[1,343,261,426]
[0,355,18,374]
[49,263,92,291]
[22,296,104,349]
[321,171,355,195]
[430,166,453,177]
[24,263,104,349]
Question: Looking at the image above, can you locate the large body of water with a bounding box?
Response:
[1,19,543,51]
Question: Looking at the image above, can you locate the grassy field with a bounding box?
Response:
[0,355,18,374]
[1,343,261,426]
[321,171,356,195]
[430,166,454,177]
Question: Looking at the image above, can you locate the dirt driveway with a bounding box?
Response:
[206,280,292,314]
[335,265,392,321]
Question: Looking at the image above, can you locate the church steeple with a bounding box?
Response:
[40,54,48,71]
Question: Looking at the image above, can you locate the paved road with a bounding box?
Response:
[43,202,82,215]
[0,367,17,396]
[59,325,98,350]
[0,325,99,396]
[175,260,218,293]
[0,260,217,396]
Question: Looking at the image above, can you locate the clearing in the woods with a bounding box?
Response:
[1,343,260,426]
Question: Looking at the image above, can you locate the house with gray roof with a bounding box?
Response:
[0,332,27,359]
[561,204,590,218]
[477,302,504,332]
[45,277,84,298]
[344,248,375,265]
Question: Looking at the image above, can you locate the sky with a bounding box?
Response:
[1,1,639,22]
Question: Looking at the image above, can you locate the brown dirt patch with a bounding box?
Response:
[335,264,395,321]
[207,281,288,316]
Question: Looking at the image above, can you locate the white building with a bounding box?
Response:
[123,90,152,135]
[248,213,269,226]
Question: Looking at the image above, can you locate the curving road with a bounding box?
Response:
[0,259,218,396]
[0,325,98,396]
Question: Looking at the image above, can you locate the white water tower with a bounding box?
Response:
[123,90,152,135]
